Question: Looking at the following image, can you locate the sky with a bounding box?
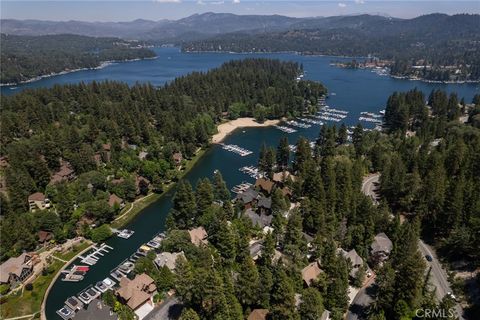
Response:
[1,1,479,21]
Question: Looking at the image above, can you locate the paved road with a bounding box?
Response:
[346,278,376,320]
[418,240,464,319]
[144,296,182,320]
[361,174,380,204]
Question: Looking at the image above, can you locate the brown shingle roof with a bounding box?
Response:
[116,273,156,310]
[301,261,323,286]
[255,178,274,194]
[248,309,269,320]
[188,227,208,246]
[38,230,53,243]
[0,253,33,283]
[28,192,45,202]
[108,194,123,207]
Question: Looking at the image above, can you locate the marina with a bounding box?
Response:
[239,166,264,179]
[220,143,253,156]
[358,116,383,124]
[231,182,253,194]
[298,117,324,125]
[286,120,312,128]
[274,125,297,133]
[116,229,135,239]
[77,243,113,266]
[61,265,89,282]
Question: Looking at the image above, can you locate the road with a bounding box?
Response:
[352,173,464,320]
[346,278,376,320]
[418,240,464,319]
[361,174,380,204]
[144,296,182,320]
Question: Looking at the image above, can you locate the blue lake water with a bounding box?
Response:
[8,47,475,319]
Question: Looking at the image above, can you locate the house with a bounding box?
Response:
[301,261,323,287]
[339,248,364,278]
[257,196,272,214]
[154,252,185,271]
[93,153,103,166]
[50,160,76,184]
[249,240,264,261]
[75,299,116,320]
[116,273,157,320]
[138,151,149,161]
[108,194,125,209]
[28,192,50,211]
[0,156,9,168]
[102,143,112,163]
[272,171,296,184]
[0,253,35,287]
[135,175,151,195]
[244,208,272,229]
[38,230,53,245]
[172,152,183,166]
[248,309,269,320]
[255,178,275,194]
[188,227,208,246]
[320,310,331,320]
[236,187,259,209]
[371,233,393,263]
[281,186,293,198]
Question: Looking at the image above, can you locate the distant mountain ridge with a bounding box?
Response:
[0,12,405,41]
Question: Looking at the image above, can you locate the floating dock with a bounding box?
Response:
[61,265,89,282]
[239,166,263,179]
[232,182,253,194]
[78,243,113,265]
[117,229,135,239]
[220,143,253,156]
[274,125,297,133]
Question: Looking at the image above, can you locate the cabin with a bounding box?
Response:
[272,171,296,185]
[188,227,208,246]
[370,233,393,263]
[236,187,259,209]
[102,143,112,163]
[108,194,125,209]
[50,160,76,184]
[154,252,185,271]
[138,151,149,161]
[116,273,157,320]
[172,152,183,166]
[257,196,272,214]
[28,192,50,211]
[38,230,53,245]
[248,309,269,320]
[244,208,272,229]
[0,253,35,287]
[339,248,364,278]
[135,175,151,195]
[301,261,323,287]
[255,178,274,194]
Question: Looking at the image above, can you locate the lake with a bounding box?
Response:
[8,47,475,319]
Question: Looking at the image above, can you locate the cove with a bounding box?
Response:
[11,47,474,319]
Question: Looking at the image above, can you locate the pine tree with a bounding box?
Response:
[171,180,197,228]
[277,136,290,169]
[270,268,299,320]
[213,171,231,203]
[179,308,200,320]
[299,287,325,320]
[235,256,260,307]
[195,178,214,214]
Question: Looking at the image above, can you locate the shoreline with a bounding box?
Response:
[212,117,281,144]
[0,56,157,87]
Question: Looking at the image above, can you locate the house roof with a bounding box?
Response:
[0,253,33,283]
[102,143,111,151]
[75,299,116,320]
[371,233,393,254]
[320,310,331,320]
[257,196,272,209]
[272,171,296,183]
[172,152,183,162]
[188,227,208,246]
[108,194,123,207]
[344,249,363,266]
[50,160,75,184]
[38,230,53,243]
[248,309,269,320]
[154,252,185,271]
[236,187,259,204]
[28,192,45,202]
[117,273,156,310]
[255,178,275,194]
[249,240,264,260]
[301,261,323,286]
[244,209,272,228]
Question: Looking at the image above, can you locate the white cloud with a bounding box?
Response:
[233,0,241,3]
[354,0,365,4]
[338,3,347,8]
[210,1,225,5]
[197,0,205,4]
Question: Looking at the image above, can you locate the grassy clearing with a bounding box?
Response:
[0,243,92,319]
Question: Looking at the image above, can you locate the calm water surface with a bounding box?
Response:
[8,48,475,319]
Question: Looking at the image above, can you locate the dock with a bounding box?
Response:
[220,143,253,156]
[231,182,253,194]
[239,166,264,179]
[78,243,113,265]
[286,120,311,128]
[274,125,297,133]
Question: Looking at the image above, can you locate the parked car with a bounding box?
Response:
[425,254,433,262]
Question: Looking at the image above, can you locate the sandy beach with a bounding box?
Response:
[212,117,281,143]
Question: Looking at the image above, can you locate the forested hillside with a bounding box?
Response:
[183,14,480,82]
[134,90,480,319]
[0,59,325,261]
[0,34,156,84]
